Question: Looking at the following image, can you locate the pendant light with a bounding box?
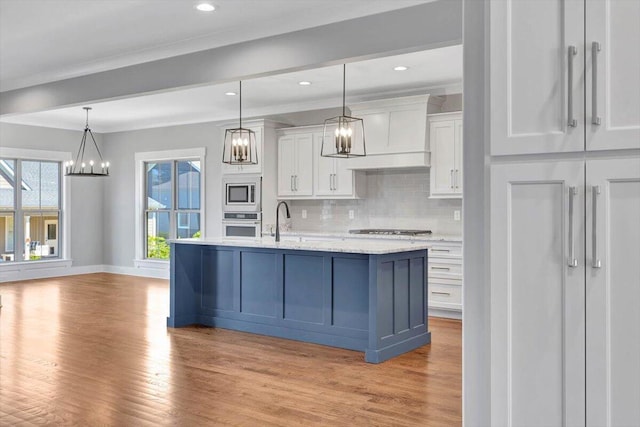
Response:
[222,81,258,165]
[65,107,110,177]
[321,64,366,158]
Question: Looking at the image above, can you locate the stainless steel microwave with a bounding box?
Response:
[222,175,261,212]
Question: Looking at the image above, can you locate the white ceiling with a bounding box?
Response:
[0,46,462,132]
[0,0,461,133]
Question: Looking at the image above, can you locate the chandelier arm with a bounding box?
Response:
[87,128,105,162]
[73,130,88,172]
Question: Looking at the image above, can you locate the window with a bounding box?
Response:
[0,158,62,262]
[144,159,201,259]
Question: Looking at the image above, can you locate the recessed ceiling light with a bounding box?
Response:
[196,3,215,12]
[298,81,312,86]
[225,91,237,96]
[393,66,409,71]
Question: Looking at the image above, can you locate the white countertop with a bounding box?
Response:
[172,237,430,255]
[265,230,463,243]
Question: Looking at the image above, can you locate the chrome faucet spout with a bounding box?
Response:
[275,201,290,242]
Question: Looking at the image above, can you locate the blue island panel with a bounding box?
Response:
[201,248,234,311]
[332,256,369,331]
[283,253,324,324]
[240,251,277,318]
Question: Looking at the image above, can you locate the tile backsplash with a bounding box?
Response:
[286,169,462,236]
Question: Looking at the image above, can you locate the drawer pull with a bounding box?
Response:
[431,266,451,271]
[431,291,451,296]
[431,248,450,253]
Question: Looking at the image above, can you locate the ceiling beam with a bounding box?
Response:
[0,0,462,117]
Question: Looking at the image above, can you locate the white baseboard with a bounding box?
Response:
[103,264,169,280]
[0,262,105,283]
[429,307,462,320]
[0,262,169,283]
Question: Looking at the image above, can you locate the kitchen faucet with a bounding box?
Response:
[275,201,290,242]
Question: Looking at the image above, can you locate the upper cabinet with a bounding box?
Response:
[490,0,639,155]
[429,112,462,198]
[277,126,364,199]
[277,130,313,197]
[346,95,432,169]
[585,0,640,151]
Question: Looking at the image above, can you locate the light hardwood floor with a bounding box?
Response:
[0,273,461,426]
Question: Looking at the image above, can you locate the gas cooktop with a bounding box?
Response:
[349,229,432,236]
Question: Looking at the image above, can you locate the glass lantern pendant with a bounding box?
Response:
[321,64,366,158]
[65,107,110,177]
[222,81,258,165]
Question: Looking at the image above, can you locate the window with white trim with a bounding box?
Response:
[0,158,62,262]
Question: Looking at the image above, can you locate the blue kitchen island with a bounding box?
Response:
[168,238,431,363]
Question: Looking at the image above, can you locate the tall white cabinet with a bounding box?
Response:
[489,1,640,426]
[429,112,462,198]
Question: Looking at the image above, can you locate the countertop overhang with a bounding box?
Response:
[171,237,430,255]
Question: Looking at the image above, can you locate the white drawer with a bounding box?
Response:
[427,243,462,257]
[428,282,462,308]
[428,259,462,278]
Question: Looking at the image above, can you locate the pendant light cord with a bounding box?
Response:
[342,64,346,117]
[239,80,242,129]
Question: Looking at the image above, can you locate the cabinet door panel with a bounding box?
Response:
[430,121,456,195]
[586,158,640,427]
[491,0,584,155]
[314,133,334,196]
[294,134,313,196]
[454,119,463,195]
[277,136,295,197]
[333,157,354,196]
[491,161,585,426]
[586,0,640,151]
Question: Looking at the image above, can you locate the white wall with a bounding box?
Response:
[101,122,223,268]
[0,122,104,267]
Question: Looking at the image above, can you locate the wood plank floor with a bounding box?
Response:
[0,273,461,426]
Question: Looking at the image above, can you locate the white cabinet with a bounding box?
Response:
[313,132,362,197]
[491,158,640,426]
[277,126,364,199]
[586,0,640,151]
[429,112,462,198]
[347,95,432,169]
[277,131,313,197]
[426,241,463,318]
[491,0,639,155]
[586,158,640,426]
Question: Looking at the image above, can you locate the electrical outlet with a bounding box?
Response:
[349,210,355,220]
[454,210,461,221]
[301,209,307,219]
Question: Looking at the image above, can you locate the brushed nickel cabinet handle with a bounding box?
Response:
[568,186,578,267]
[290,175,293,191]
[431,266,451,271]
[450,169,454,189]
[432,291,451,296]
[592,185,602,268]
[568,46,578,127]
[431,248,450,253]
[592,42,601,125]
